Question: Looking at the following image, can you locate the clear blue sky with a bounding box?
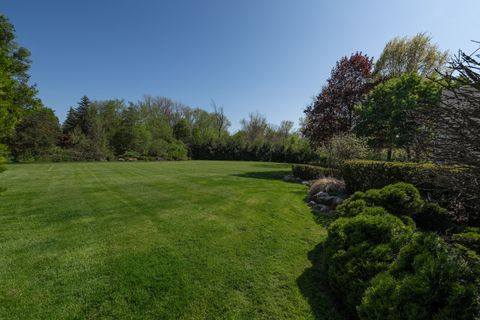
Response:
[2,0,479,131]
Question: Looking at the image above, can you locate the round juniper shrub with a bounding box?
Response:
[337,183,424,218]
[324,208,414,313]
[358,232,480,320]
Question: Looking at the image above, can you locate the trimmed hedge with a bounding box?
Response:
[291,164,340,180]
[341,160,462,193]
[341,160,478,225]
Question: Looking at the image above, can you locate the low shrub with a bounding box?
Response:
[452,228,480,261]
[122,150,141,159]
[324,208,414,314]
[165,140,188,160]
[291,164,340,180]
[412,202,453,233]
[337,183,423,217]
[358,232,480,320]
[308,177,345,198]
[337,183,451,233]
[341,160,478,225]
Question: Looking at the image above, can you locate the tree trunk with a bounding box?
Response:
[387,147,392,161]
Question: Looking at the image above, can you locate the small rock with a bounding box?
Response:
[283,175,302,183]
[312,203,330,213]
[312,193,334,204]
[312,192,345,208]
[308,200,317,207]
[330,196,344,207]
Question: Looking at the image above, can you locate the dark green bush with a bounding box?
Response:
[412,202,453,233]
[291,164,340,180]
[122,150,141,159]
[452,228,480,261]
[337,183,453,234]
[337,183,424,218]
[341,160,477,225]
[358,232,480,320]
[453,229,480,253]
[324,208,414,314]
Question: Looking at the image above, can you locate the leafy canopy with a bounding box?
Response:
[374,32,448,79]
[303,52,374,145]
[355,73,441,158]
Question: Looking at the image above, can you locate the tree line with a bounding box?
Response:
[7,94,315,163]
[1,12,478,170]
[0,14,314,163]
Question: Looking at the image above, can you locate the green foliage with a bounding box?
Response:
[323,183,479,319]
[291,164,340,180]
[122,150,141,159]
[0,14,42,146]
[341,160,475,224]
[342,160,462,193]
[358,233,480,320]
[9,107,61,161]
[374,32,449,79]
[190,134,316,164]
[317,133,371,168]
[324,208,414,313]
[337,182,424,218]
[355,74,442,160]
[413,202,452,233]
[452,228,480,261]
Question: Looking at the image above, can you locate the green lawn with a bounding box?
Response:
[0,161,337,319]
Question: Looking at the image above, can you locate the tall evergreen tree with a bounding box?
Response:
[76,95,92,136]
[62,107,79,134]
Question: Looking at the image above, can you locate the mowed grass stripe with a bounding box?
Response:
[0,161,336,319]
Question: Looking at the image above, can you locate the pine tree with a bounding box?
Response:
[62,107,79,134]
[76,95,92,136]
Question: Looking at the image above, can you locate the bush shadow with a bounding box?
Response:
[251,163,292,169]
[232,170,290,181]
[297,242,352,320]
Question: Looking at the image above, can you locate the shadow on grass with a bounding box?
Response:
[232,170,290,181]
[251,163,292,170]
[297,242,352,320]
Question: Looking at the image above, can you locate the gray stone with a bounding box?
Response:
[283,175,302,183]
[311,203,330,213]
[312,192,345,208]
[330,196,344,207]
[313,193,334,205]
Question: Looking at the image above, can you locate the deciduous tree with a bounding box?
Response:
[303,52,374,146]
[375,33,448,79]
[0,14,42,148]
[355,74,442,160]
[9,107,61,161]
